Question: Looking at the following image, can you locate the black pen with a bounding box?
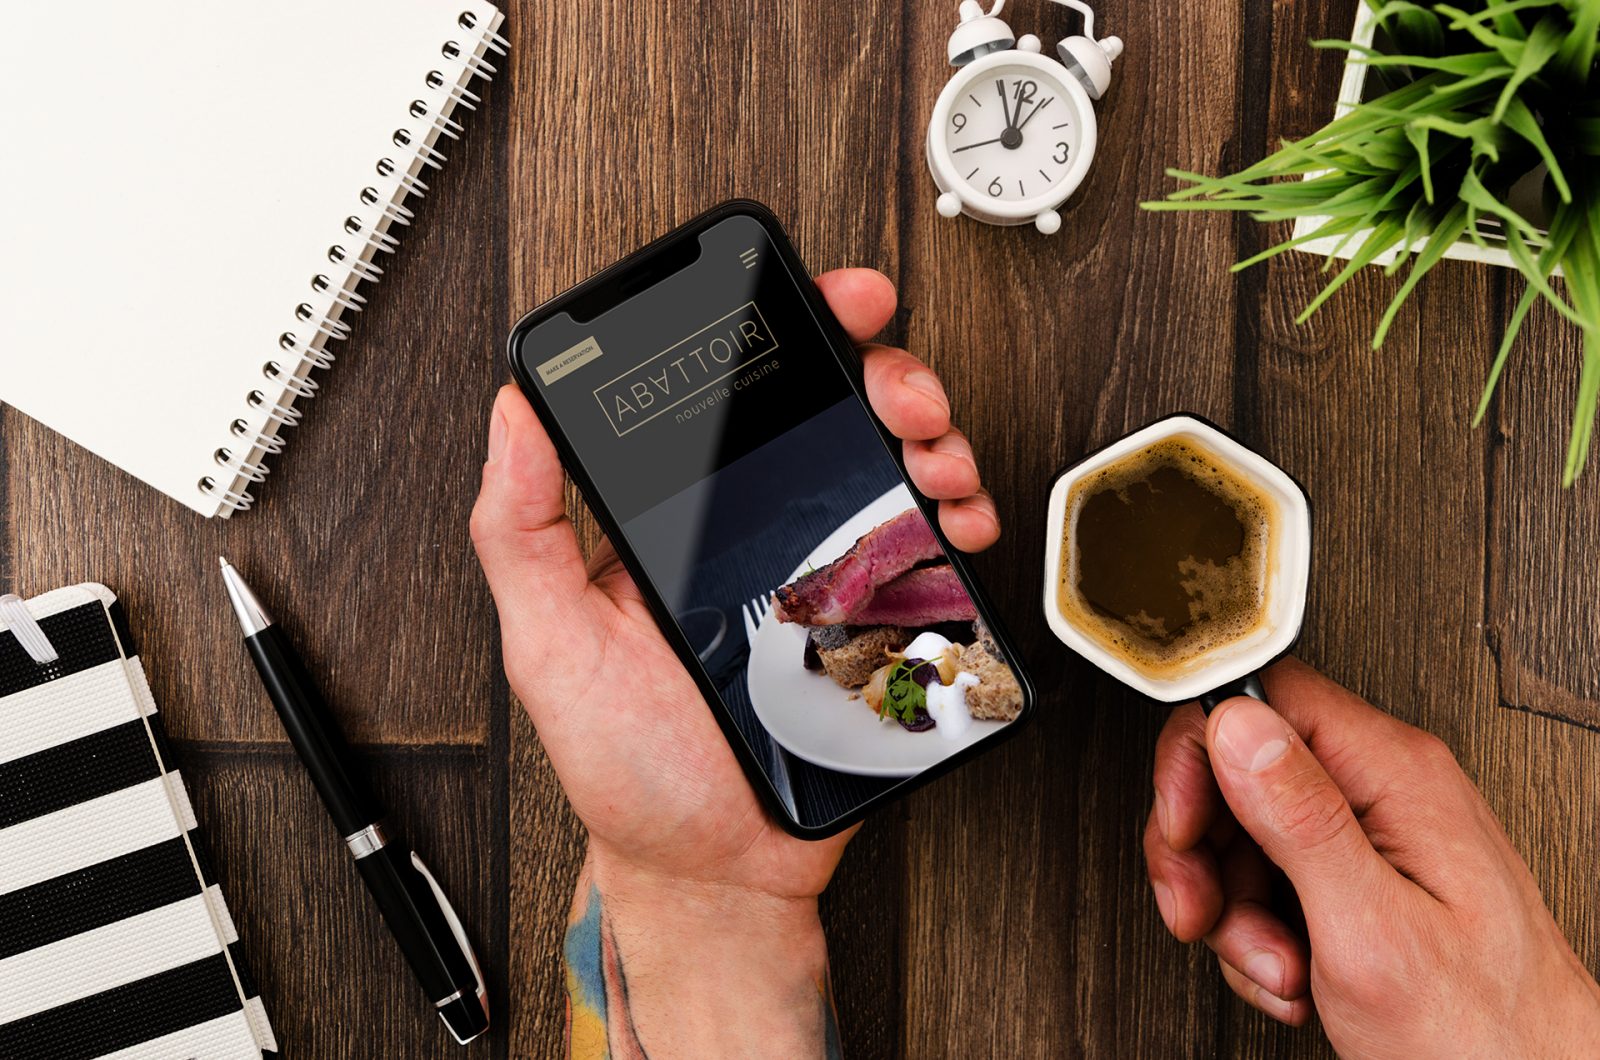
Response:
[218,557,489,1045]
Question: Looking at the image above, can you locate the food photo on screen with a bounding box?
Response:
[771,505,1023,739]
[621,394,1026,825]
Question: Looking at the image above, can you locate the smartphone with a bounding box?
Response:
[506,201,1033,837]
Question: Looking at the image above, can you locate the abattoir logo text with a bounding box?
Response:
[592,302,778,436]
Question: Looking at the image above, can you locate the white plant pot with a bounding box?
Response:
[1290,3,1551,271]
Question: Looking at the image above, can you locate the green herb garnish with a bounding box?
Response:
[1143,0,1600,485]
[879,659,928,724]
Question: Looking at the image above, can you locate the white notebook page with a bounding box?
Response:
[0,1,501,516]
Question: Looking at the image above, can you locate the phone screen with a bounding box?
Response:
[511,209,1029,833]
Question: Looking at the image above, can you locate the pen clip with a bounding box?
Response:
[410,851,489,1031]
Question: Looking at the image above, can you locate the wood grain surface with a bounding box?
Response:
[3,0,1597,1056]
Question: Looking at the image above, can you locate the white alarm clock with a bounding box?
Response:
[926,0,1122,234]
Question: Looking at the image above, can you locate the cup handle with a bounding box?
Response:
[1198,672,1267,715]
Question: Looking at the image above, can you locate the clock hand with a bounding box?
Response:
[1016,96,1055,132]
[997,79,1014,129]
[952,137,1005,152]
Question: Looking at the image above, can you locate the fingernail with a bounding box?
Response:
[959,492,1000,530]
[904,370,949,411]
[1251,984,1298,1023]
[1154,791,1172,844]
[1151,880,1176,931]
[1243,949,1285,997]
[1213,700,1293,773]
[487,409,508,463]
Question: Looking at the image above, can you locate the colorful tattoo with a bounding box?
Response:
[565,880,647,1059]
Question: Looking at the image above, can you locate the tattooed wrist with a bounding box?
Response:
[565,872,646,1058]
[564,852,840,1059]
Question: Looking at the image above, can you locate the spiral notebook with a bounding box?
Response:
[0,584,277,1058]
[0,2,506,518]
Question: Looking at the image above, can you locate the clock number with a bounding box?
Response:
[988,177,1003,197]
[1012,79,1038,109]
[1053,141,1070,164]
[951,112,967,132]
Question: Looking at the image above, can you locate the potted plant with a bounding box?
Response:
[1145,0,1600,484]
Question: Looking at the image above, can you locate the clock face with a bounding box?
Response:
[941,63,1083,204]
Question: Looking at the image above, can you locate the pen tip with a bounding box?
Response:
[218,556,230,570]
[219,557,273,633]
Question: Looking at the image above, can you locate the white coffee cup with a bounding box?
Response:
[1042,414,1311,705]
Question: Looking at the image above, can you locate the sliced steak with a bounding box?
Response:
[774,509,942,625]
[846,564,976,626]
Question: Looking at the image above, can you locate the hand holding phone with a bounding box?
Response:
[471,263,1007,1050]
[495,203,1031,840]
[475,261,999,860]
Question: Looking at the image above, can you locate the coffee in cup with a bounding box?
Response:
[1043,415,1311,704]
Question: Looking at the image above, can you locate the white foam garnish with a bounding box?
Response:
[899,633,982,739]
[925,672,979,740]
[903,631,954,662]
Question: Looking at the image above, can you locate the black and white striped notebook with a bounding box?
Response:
[0,584,278,1059]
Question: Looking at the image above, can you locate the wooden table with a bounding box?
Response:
[6,0,1597,1055]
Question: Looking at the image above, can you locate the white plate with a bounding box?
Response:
[745,484,1008,777]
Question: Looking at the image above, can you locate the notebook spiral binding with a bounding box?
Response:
[199,9,508,515]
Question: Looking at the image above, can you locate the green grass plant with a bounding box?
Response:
[1145,0,1600,484]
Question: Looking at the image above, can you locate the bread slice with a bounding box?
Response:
[806,625,907,689]
[959,639,1024,720]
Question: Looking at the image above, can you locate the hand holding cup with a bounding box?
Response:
[1145,661,1600,1051]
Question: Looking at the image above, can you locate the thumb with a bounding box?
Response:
[1206,696,1397,921]
[469,384,592,639]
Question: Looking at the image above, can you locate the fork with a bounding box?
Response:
[740,593,772,644]
[738,590,796,815]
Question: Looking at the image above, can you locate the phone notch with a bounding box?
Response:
[566,234,704,324]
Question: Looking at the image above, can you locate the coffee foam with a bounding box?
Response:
[1057,436,1278,681]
